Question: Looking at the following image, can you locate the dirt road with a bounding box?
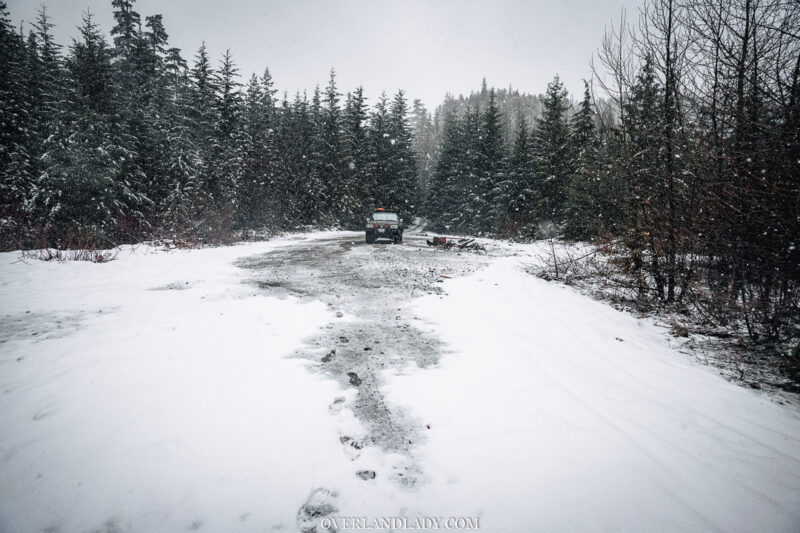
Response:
[237,223,500,501]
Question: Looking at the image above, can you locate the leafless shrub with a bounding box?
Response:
[21,248,117,263]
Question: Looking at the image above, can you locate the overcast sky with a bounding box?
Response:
[7,0,644,109]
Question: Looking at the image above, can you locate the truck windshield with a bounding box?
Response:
[372,213,399,222]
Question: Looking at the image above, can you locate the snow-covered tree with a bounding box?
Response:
[532,75,571,227]
[319,69,348,224]
[0,1,31,243]
[342,86,370,227]
[386,90,417,214]
[239,68,277,229]
[504,115,537,237]
[475,90,506,234]
[563,81,601,240]
[410,99,437,212]
[367,92,391,209]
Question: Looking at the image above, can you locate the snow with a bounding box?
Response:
[2,233,800,532]
[383,253,800,532]
[0,234,358,533]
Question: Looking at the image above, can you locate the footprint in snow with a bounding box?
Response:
[328,397,346,415]
[296,488,338,533]
[339,435,364,460]
[356,470,376,480]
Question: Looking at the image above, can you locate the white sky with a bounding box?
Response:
[8,0,644,109]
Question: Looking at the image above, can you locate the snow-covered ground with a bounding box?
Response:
[387,254,800,532]
[1,232,799,532]
[0,234,352,532]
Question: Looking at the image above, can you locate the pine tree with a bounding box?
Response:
[0,1,31,243]
[297,87,326,225]
[32,5,63,120]
[137,13,173,214]
[108,0,153,236]
[319,69,347,224]
[386,90,417,214]
[427,110,468,231]
[455,105,483,231]
[564,81,601,239]
[186,42,219,220]
[273,92,300,225]
[533,75,571,230]
[109,0,142,127]
[33,11,148,243]
[239,68,277,229]
[620,55,667,298]
[343,86,370,227]
[69,11,114,115]
[7,29,50,242]
[162,46,198,232]
[367,92,391,208]
[410,99,437,212]
[208,50,242,211]
[505,115,537,237]
[26,7,68,239]
[110,0,140,53]
[476,90,506,234]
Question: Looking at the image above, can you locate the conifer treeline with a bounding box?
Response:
[425,76,592,238]
[1,0,798,343]
[423,0,799,344]
[0,0,418,247]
